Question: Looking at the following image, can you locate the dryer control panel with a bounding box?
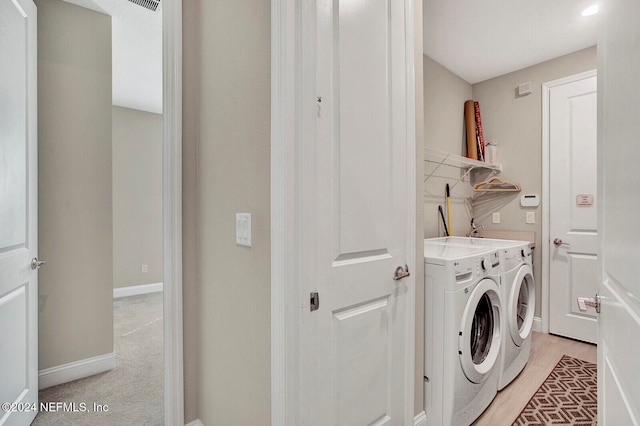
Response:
[502,244,532,270]
[477,251,500,276]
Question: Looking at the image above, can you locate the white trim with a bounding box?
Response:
[404,0,417,422]
[541,80,550,334]
[185,419,204,426]
[541,69,597,335]
[532,316,542,332]
[113,282,163,298]
[163,0,184,425]
[542,69,597,90]
[39,353,116,390]
[414,410,427,426]
[271,0,297,424]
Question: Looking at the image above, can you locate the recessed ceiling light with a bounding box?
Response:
[581,4,599,16]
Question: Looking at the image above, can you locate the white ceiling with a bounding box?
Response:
[423,0,599,84]
[64,0,162,114]
[62,0,598,113]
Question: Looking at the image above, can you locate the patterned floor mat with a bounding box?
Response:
[513,355,597,425]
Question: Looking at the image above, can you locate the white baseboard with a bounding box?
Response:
[113,282,163,298]
[187,412,421,426]
[39,352,116,390]
[532,316,542,332]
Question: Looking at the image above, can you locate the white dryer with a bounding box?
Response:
[495,242,534,389]
[423,242,503,426]
[427,237,535,390]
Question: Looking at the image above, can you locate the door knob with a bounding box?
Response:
[393,265,410,281]
[31,258,47,270]
[553,238,570,247]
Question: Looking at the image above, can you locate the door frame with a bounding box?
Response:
[162,0,184,424]
[270,0,417,423]
[32,0,183,421]
[541,69,597,334]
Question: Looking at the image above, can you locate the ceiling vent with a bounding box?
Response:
[127,0,160,12]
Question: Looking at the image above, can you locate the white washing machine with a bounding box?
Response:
[427,237,535,390]
[423,242,503,426]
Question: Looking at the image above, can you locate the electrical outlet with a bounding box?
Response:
[141,264,148,273]
[526,211,535,224]
[492,212,501,224]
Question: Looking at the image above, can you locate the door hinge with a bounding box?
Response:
[310,291,319,312]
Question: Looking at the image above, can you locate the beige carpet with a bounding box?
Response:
[32,292,164,426]
[513,355,597,425]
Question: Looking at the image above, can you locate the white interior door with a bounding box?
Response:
[548,73,598,343]
[597,0,640,423]
[297,0,415,424]
[0,0,38,424]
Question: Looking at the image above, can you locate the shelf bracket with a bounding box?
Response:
[449,166,475,189]
[424,155,449,183]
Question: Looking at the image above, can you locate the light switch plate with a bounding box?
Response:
[526,211,535,224]
[236,213,252,247]
[492,212,501,224]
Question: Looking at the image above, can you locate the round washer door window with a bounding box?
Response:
[459,278,502,384]
[509,264,535,346]
[471,293,494,364]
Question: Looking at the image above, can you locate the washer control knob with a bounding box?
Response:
[481,258,488,270]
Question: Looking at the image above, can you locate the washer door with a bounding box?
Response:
[509,264,535,346]
[459,278,502,384]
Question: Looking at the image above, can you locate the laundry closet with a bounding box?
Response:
[421,43,598,424]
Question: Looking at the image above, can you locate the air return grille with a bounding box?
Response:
[128,0,160,12]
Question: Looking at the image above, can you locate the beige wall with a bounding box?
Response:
[423,55,474,238]
[182,0,426,422]
[182,0,200,422]
[182,0,272,424]
[112,106,163,289]
[37,0,113,369]
[471,46,597,316]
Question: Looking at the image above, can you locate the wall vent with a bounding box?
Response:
[127,0,160,12]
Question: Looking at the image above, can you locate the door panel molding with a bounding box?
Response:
[0,0,38,423]
[271,0,416,423]
[541,69,597,334]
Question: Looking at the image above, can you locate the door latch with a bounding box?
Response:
[31,258,47,270]
[577,294,601,313]
[393,265,410,281]
[310,291,319,312]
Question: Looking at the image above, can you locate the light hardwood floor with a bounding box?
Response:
[473,331,597,425]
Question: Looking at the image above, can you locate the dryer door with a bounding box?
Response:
[509,264,535,346]
[459,278,502,384]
